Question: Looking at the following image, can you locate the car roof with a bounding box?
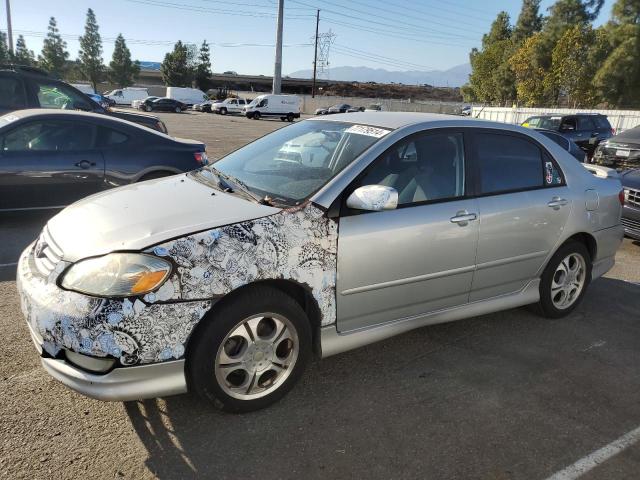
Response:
[527,113,605,118]
[308,111,526,131]
[1,108,157,132]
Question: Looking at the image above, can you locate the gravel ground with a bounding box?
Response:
[1,111,640,480]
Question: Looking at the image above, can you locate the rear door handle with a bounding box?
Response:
[547,197,568,209]
[450,211,477,226]
[74,160,96,169]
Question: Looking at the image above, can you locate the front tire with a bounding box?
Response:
[220,107,227,115]
[145,105,152,112]
[187,286,311,413]
[253,111,261,120]
[536,241,591,318]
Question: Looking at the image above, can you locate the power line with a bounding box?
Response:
[125,0,314,18]
[345,0,489,31]
[7,29,312,49]
[370,0,496,23]
[288,0,477,41]
[333,44,436,70]
[311,0,486,37]
[321,17,472,48]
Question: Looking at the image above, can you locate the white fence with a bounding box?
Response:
[299,95,463,115]
[472,106,640,133]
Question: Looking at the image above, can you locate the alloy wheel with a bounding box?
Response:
[214,313,299,400]
[551,253,586,310]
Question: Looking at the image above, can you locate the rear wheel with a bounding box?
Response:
[187,286,311,413]
[287,113,295,122]
[536,241,591,318]
[175,106,181,113]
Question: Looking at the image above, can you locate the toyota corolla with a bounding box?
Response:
[18,113,624,412]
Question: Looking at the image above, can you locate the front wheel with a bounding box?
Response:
[187,286,311,413]
[220,107,227,115]
[536,241,591,318]
[253,111,261,120]
[145,105,152,112]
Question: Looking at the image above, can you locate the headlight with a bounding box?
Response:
[61,253,171,297]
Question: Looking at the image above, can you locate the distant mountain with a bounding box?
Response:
[288,64,471,88]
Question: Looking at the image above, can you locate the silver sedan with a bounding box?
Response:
[17,112,624,412]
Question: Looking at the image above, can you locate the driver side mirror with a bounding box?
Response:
[346,185,398,211]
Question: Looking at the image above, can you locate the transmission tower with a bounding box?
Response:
[314,30,335,79]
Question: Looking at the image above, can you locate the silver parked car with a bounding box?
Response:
[17,113,624,412]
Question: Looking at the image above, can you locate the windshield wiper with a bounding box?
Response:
[211,168,262,203]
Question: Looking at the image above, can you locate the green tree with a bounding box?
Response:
[0,31,11,64]
[109,34,140,88]
[550,24,603,106]
[160,41,193,87]
[194,40,212,91]
[509,33,550,106]
[14,35,36,66]
[594,0,640,107]
[78,8,103,91]
[513,0,543,43]
[465,12,516,104]
[39,17,69,77]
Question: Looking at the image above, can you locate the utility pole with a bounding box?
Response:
[272,0,284,94]
[311,9,319,98]
[5,0,13,54]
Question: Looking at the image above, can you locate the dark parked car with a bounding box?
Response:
[522,113,613,157]
[593,125,640,171]
[621,169,640,240]
[142,97,187,113]
[346,106,365,112]
[327,104,352,114]
[535,128,587,162]
[0,65,168,133]
[0,110,208,211]
[314,106,329,115]
[87,93,116,109]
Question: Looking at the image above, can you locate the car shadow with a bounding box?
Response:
[126,277,640,480]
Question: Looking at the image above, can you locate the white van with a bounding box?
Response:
[105,87,149,106]
[71,83,95,95]
[166,87,208,106]
[244,94,301,121]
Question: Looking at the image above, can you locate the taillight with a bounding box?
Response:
[611,128,616,136]
[194,151,209,165]
[619,189,625,206]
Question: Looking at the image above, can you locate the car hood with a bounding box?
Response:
[621,169,640,190]
[47,174,280,262]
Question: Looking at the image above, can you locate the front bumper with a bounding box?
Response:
[41,358,187,401]
[17,242,210,400]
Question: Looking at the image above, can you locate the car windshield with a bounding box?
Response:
[525,116,562,129]
[195,120,391,206]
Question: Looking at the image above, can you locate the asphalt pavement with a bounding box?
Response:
[1,111,640,480]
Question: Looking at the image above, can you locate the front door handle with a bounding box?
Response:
[547,197,568,209]
[74,160,96,169]
[450,211,477,226]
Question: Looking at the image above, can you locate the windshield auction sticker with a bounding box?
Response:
[345,124,390,138]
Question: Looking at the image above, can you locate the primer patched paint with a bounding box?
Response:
[17,204,338,366]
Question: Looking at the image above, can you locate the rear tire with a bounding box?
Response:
[287,113,295,122]
[536,241,592,318]
[175,106,181,113]
[187,286,311,413]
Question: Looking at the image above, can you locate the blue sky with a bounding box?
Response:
[4,0,616,75]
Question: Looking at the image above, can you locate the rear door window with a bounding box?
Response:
[34,80,94,111]
[474,133,544,194]
[593,116,611,129]
[0,76,27,109]
[2,120,97,152]
[577,116,596,131]
[98,127,130,147]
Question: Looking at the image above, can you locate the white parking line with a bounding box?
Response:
[0,262,18,268]
[545,425,640,480]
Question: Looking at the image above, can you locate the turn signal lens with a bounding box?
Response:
[131,270,168,294]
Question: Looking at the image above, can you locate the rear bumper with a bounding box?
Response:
[41,357,187,401]
[592,224,624,279]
